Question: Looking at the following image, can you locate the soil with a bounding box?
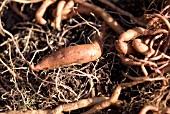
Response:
[0,0,169,114]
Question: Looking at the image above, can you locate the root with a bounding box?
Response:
[97,0,146,26]
[1,0,170,114]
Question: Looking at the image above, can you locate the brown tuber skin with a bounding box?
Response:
[132,39,151,55]
[32,32,105,71]
[116,27,150,55]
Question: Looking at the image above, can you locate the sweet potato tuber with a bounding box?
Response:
[116,27,150,55]
[132,39,151,55]
[32,31,106,71]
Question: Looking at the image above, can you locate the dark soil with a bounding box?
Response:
[0,0,169,114]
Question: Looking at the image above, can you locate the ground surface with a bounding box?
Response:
[0,0,169,114]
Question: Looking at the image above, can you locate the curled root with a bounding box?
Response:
[35,0,56,25]
[52,4,94,20]
[53,0,66,31]
[139,105,158,114]
[52,0,74,31]
[62,0,74,15]
[139,105,170,114]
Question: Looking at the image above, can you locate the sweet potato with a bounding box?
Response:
[116,27,149,55]
[132,39,150,55]
[115,27,161,55]
[32,32,105,71]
